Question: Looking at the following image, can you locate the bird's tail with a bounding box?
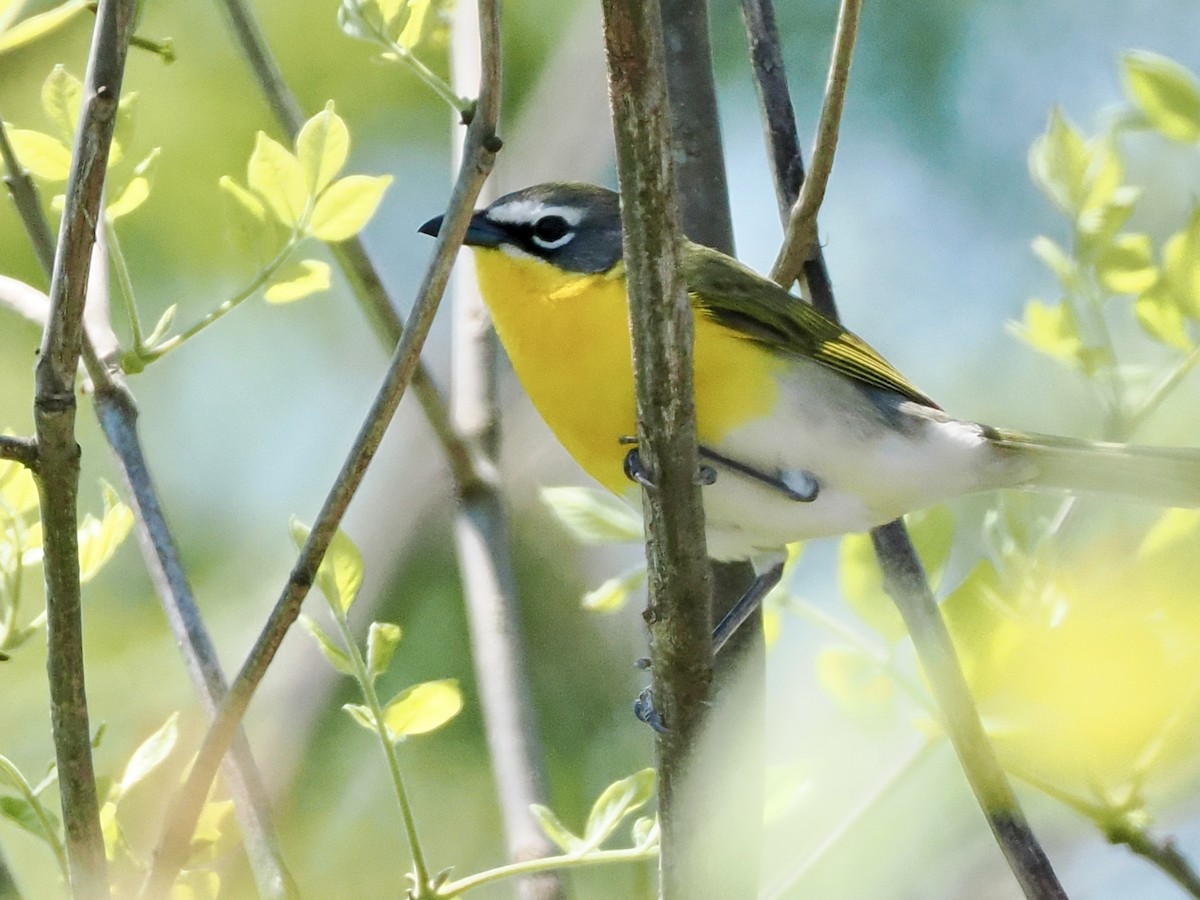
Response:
[991,429,1200,508]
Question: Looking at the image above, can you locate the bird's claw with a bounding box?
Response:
[622,443,719,490]
[633,686,667,733]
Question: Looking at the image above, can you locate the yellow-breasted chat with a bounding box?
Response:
[421,182,1200,649]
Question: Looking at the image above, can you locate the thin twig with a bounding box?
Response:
[737,0,837,318]
[870,526,1066,899]
[139,6,503,893]
[447,5,560,900]
[0,436,37,469]
[740,2,1067,897]
[657,0,735,253]
[769,0,860,289]
[438,845,659,897]
[32,1,136,897]
[658,1,764,895]
[0,118,55,274]
[600,3,715,898]
[1011,768,1200,898]
[214,0,481,495]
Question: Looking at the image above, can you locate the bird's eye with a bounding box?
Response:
[530,215,573,249]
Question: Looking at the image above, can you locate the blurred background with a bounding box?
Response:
[2,0,1200,897]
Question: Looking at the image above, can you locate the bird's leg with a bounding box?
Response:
[698,446,819,503]
[712,561,785,654]
[634,561,786,731]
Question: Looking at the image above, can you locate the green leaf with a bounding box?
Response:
[581,564,646,613]
[397,0,441,50]
[530,804,583,854]
[219,175,266,221]
[815,645,893,715]
[1077,187,1142,265]
[631,816,659,851]
[263,259,332,304]
[1029,109,1130,235]
[0,796,56,843]
[108,92,138,167]
[289,519,363,614]
[247,132,307,228]
[40,65,81,144]
[106,177,149,221]
[342,702,377,733]
[0,0,90,56]
[6,128,72,181]
[1096,233,1157,295]
[0,458,38,517]
[78,482,133,583]
[1009,298,1089,372]
[298,615,355,675]
[838,534,906,643]
[219,175,279,264]
[366,621,402,680]
[1029,108,1090,218]
[540,486,643,544]
[295,102,349,195]
[307,174,392,242]
[938,559,1012,689]
[1135,282,1192,351]
[581,768,655,852]
[908,506,954,590]
[1122,51,1200,143]
[1030,236,1081,294]
[105,148,159,221]
[1161,208,1200,319]
[19,521,44,568]
[116,712,178,797]
[193,798,234,850]
[381,678,463,739]
[838,508,952,643]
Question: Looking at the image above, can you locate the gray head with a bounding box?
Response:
[419,183,623,275]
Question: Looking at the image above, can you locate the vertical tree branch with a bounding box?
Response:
[740,2,1068,897]
[32,1,136,897]
[657,2,764,896]
[140,2,503,894]
[657,0,734,252]
[600,3,714,897]
[3,106,298,900]
[447,4,561,900]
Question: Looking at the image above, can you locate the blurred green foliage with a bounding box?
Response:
[3,0,1200,897]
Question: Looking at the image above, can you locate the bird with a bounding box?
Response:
[420,182,1200,652]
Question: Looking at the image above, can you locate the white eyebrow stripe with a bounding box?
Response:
[486,200,585,227]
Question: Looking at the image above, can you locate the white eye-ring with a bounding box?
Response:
[530,215,575,250]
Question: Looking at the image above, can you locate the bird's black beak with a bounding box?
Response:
[418,211,508,248]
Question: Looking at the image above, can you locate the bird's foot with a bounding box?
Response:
[633,685,667,733]
[621,439,719,490]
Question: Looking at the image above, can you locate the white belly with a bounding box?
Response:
[676,360,1032,561]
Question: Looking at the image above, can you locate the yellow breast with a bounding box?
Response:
[473,248,780,493]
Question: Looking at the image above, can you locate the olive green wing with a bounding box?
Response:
[682,242,939,409]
